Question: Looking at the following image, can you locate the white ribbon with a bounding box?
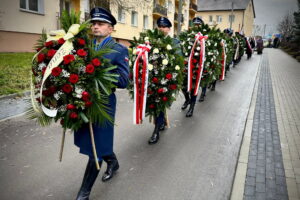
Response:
[133,43,151,124]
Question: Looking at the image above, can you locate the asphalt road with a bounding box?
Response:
[0,54,261,200]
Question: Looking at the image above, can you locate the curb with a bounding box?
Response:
[0,91,31,101]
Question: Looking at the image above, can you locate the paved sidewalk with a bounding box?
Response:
[269,49,300,200]
[231,48,300,200]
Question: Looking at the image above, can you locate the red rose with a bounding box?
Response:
[57,38,65,45]
[152,77,159,84]
[69,112,78,119]
[85,64,95,74]
[169,84,177,90]
[77,38,86,46]
[51,67,62,77]
[157,88,164,94]
[85,101,93,107]
[77,49,87,57]
[37,53,45,63]
[165,73,172,80]
[66,104,76,110]
[82,91,90,101]
[92,58,101,67]
[129,73,133,80]
[60,119,64,125]
[63,54,75,65]
[192,59,198,64]
[47,49,57,58]
[36,47,42,52]
[69,74,79,84]
[149,104,155,109]
[42,67,46,75]
[162,96,168,102]
[42,89,51,96]
[44,41,54,48]
[49,86,57,94]
[62,84,72,93]
[147,89,153,94]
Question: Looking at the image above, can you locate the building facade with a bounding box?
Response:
[0,0,197,52]
[197,0,255,36]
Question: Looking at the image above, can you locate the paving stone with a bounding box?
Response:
[243,53,288,199]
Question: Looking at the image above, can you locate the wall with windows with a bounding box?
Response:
[0,0,60,52]
[109,3,153,42]
[0,0,60,33]
[196,10,245,35]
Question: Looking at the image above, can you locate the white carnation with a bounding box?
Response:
[153,48,159,54]
[196,47,201,51]
[144,37,149,41]
[162,59,168,65]
[166,44,172,50]
[62,69,70,78]
[148,64,153,71]
[38,63,46,70]
[175,65,180,70]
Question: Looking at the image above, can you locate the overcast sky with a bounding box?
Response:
[253,0,299,36]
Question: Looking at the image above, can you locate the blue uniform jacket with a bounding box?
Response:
[74,36,129,160]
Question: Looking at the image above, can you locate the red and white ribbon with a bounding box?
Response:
[133,43,151,124]
[220,40,227,81]
[234,38,239,60]
[246,38,253,53]
[187,32,208,96]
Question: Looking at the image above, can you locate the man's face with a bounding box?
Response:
[91,21,113,37]
[158,26,170,36]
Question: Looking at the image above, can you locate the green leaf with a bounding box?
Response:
[79,112,89,123]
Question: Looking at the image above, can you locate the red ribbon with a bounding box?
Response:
[188,32,208,96]
[133,43,151,124]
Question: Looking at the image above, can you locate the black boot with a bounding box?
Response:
[181,91,190,110]
[159,121,166,131]
[199,94,205,102]
[102,153,119,182]
[148,124,160,144]
[186,101,195,117]
[211,81,216,91]
[76,159,102,200]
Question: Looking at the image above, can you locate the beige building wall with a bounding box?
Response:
[243,0,254,36]
[0,0,60,52]
[110,4,153,42]
[196,1,255,36]
[0,0,60,34]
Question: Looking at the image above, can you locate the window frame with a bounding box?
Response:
[229,14,235,23]
[118,6,126,23]
[20,0,45,15]
[131,11,138,27]
[216,15,222,23]
[143,15,149,30]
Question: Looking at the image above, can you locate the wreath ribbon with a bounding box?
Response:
[187,32,208,96]
[133,43,151,124]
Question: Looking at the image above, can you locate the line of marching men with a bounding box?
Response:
[73,7,253,200]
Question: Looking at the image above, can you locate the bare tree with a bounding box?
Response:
[277,12,295,42]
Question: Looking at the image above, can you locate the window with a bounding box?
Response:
[229,15,235,23]
[209,15,213,22]
[143,15,148,29]
[131,11,138,27]
[118,6,125,23]
[167,1,173,13]
[20,0,44,14]
[217,15,222,23]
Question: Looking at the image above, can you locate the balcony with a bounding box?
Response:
[153,4,167,17]
[189,2,197,12]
